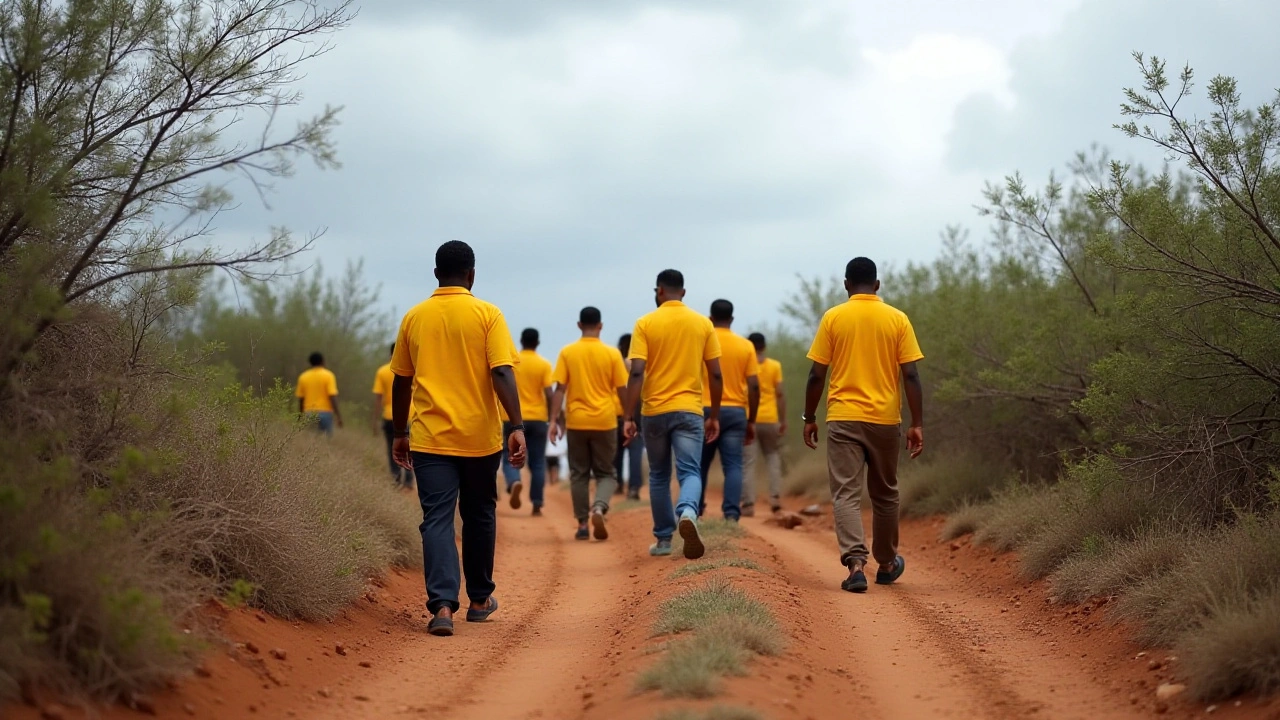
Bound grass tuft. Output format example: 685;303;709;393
1177;586;1280;700
657;706;764;720
971;485;1062;552
670;558;765;580
653;580;775;636
899;451;1011;517
940;501;994;541
1050;528;1192;604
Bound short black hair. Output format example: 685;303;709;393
436;240;475;278
709;299;733;322
845;256;877;286
579;306;602;326
388;343;395;356
617;333;632;356
520;328;539;348
748;332;766;351
308;352;324;366
656;269;684;290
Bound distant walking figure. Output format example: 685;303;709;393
623;269;723;560
548;307;629;541
741;332;786;515
802;257;924;593
697;299;759;521
390;240;526;636
500;328;554;516
296;352;342;436
373;343;412;488
613;333;645;500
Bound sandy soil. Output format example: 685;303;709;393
10;486;1280;720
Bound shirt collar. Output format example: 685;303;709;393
849;294;882;303
579;336;602;343
432;286;473;297
659;300;685;309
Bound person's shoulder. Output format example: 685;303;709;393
878;300;912;324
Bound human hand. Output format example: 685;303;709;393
906;426;924;459
393;436;413;470
778;421;787;436
744;422;756;446
508;429;528;468
803;422;819;449
623;419;638;446
704;416;720;444
549;420;563;444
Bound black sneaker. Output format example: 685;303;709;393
575;524;589;541
531;506;542;517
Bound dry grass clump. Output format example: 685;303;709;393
1017;485;1172;580
940;501;994;541
782;455;829;501
1050;529;1192;604
899;451;1011;517
971;485;1063;552
657;706;763;720
1178;587;1280;700
640;581;784;698
670;558;765;580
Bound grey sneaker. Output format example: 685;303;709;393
678;511;705;560
649;539;673;556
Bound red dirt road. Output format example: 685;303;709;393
12;485;1279;720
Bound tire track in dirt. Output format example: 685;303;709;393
749;516;1151;720
308;485;631;720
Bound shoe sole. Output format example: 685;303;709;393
509;482;523;510
678;517;704;559
428;622;454;637
591;512;608;540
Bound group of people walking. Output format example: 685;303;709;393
304;239;924;636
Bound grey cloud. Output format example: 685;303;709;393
946;0;1280;176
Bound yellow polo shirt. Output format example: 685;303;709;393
390;287;518;456
629;301;722;417
296;367;338;413
757;358;783;424
702;327;759;409
806;294;924;425
500;349;554;423
553;338;629;431
371;363;395;421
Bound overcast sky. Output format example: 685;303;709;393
217;0;1280;358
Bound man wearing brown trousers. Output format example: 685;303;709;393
549;307;630;541
801;257;924;593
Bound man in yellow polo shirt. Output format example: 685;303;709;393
296;352;342;436
389;240;526;637
499;328;554;515
372;343;413;488
697;299;759;521
548;307;629;542
742;332;786;516
622;269;723;559
802;257;924;594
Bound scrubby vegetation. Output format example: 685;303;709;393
775;56;1279;700
0;0;419;703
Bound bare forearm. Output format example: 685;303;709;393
804;363;827;418
492;366;523;424
330;398;342;421
903;365;924;428
747;380;759;424
624;361;646;420
392;375;413;433
777;388;787;422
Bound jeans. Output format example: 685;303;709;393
501;421;549;508
311;411;334;437
614;418;646;496
412;450;502;614
699;406;747;520
643;411;705;541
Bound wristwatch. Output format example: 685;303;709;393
509;423;526;433
393;429;410;438
801;414;816;424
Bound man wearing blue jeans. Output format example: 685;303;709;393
623;269;723;559
500;328;555;515
698;299;759;520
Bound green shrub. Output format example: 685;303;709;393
1050;529;1193;604
972;485;1063;552
899;451;1012;517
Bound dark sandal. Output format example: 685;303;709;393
875;555;906;585
842;568;869;593
466;597;499;623
427;615;454;636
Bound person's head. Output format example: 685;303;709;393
578;306;602;337
388;343;395;357
434;240;476;289
654;269;686;306
617;333;632;357
748;332;766;358
520;328;540;350
844;256;879;295
308;352;324;367
709;298;733;327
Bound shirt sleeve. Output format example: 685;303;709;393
389;316;415;377
486;309;518;369
327;372;338;396
775;361;784;383
371;373;382;394
702;324;722;361
542;361;554;389
629;320;649;361
294;376;305;398
745;345;760;377
807;313;833;365
898;316;925;364
552;350;569;385
612;349;629;388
